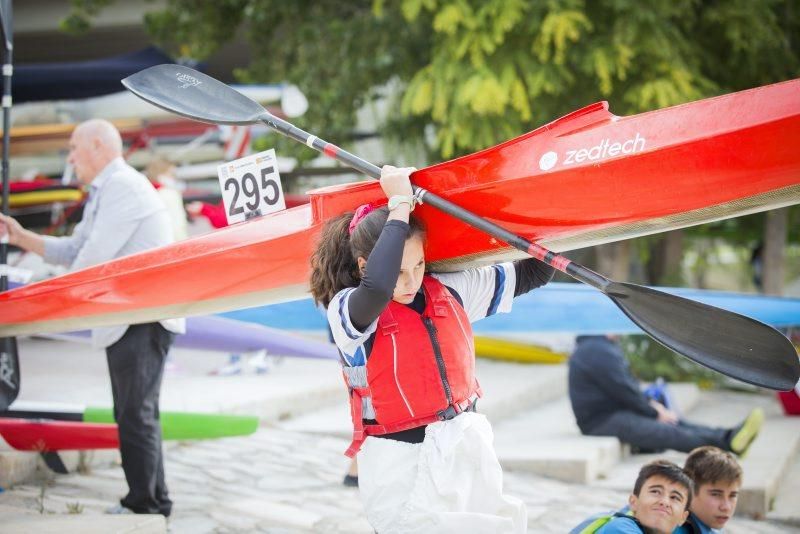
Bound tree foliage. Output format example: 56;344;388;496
67;0;800;159
386;0;799;156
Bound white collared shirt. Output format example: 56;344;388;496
43;157;185;348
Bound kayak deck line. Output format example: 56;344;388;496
537;182;800;253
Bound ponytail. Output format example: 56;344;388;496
310;213;358;308
310;206;426;307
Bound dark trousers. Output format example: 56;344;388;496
106;323;174;516
586;410;731;453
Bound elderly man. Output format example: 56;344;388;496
0;119;184;516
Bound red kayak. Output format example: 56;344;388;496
1;79;798;336
0;418;119;451
0;408;260;451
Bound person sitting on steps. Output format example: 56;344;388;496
568;335;763;456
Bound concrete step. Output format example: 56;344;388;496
1;337;347;488
494;398;621;484
493;383;700;484
0;505;166;534
15;336;346;423
767;447;800;528
0;449;120;489
277;360;568;437
591;390;800;519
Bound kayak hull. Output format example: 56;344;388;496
1;79;799;336
0;408;259;451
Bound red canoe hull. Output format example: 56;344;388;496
1;79;798;336
0;418;119;451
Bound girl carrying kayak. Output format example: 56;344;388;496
310;165;554;533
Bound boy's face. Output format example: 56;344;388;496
690;480;740;529
629;475;690;534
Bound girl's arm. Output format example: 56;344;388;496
347;165;416;331
513;258;555;296
348;220;409;331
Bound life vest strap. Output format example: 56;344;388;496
379;307;399;336
344;388;481;457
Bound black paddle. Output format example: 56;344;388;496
122;64;800;391
0;0;19;411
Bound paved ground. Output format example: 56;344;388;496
0;337;797;533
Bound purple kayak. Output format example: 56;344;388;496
4;282;337;361
180;315;337;359
52;315;338;360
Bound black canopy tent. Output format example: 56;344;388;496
12;46;191;103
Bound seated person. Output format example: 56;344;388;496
677;446;742;533
598;460;693;534
568;335;763;455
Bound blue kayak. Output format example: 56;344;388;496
222;283;800;335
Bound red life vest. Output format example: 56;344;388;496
343;276;481;456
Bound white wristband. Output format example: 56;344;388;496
388;195;415;211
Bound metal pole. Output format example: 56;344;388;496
0;0;11;294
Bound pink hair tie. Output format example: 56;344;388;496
348;203;375;235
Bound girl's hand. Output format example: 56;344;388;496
380;165;415;200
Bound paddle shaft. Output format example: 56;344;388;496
259;112;610;291
118;64;800;389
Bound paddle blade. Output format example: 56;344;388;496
0;337;20;410
122;64;267;125
40;452;69;474
607;282;800;391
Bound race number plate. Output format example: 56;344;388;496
217;149;286;225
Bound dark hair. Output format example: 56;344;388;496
683;446;742;489
310;206;426;307
633;460;694;510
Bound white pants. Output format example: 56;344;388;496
358;412;527;533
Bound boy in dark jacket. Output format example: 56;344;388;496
568;335;762;455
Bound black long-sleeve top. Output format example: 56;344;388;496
568;335;658;433
348;220;555;331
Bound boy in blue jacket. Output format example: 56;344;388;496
677;446;742;533
597;460;693;534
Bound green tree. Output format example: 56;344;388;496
68;0;800;160
386;0;799;156
69;1;433;162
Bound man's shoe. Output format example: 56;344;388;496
342;474;359;487
105;504;134;514
729;408;764;457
